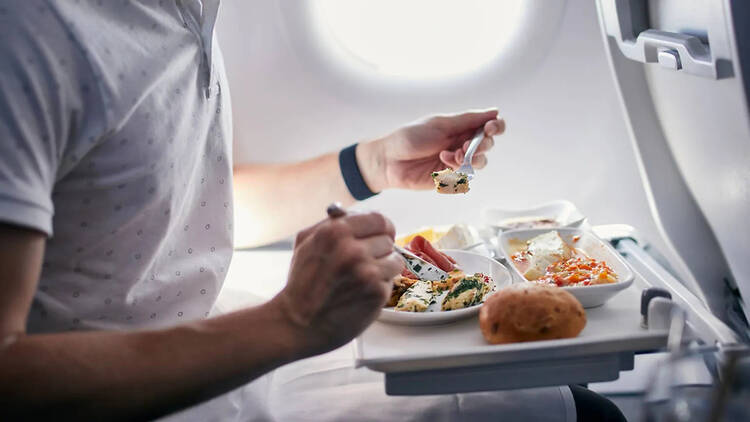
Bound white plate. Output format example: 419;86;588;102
481;200;586;232
378;250;511;326
497;228;634;308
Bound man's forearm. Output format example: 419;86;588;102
0;300;300;421
233;141;385;248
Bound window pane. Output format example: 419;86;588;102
313;0;526;79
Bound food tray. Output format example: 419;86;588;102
354;257;668;395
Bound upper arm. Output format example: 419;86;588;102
0;4;99;336
0;2;103;236
0;224;45;336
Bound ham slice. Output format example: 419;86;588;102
400;235;456;279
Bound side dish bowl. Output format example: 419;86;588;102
378;250;511;326
497;228;634;308
481;200;586;232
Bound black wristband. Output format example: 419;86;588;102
339;143;378;200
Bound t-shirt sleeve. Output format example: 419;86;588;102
0;2;103;236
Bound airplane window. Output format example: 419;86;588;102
311;0;526;79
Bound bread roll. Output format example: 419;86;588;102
479;284;586;344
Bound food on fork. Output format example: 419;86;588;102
431;168;469;194
479;284;586;344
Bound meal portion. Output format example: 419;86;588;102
388;235;493;313
510;231;618;287
395;223;477;250
441;273;492;311
480;284;586;344
394;280;434;312
431;168;469;194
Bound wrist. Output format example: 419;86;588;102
256;298;309;362
265;295;317;361
354;139;388;193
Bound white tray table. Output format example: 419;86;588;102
355;226;744;396
355;268;667;395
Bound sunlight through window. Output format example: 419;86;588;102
312;0;526;79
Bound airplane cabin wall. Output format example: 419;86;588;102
217;0;669;256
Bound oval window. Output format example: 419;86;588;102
312;0;527;79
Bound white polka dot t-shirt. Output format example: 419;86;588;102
0;0;233;333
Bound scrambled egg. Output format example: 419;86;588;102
441;274;491;311
395;280;435;312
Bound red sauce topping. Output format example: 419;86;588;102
534;256;617;287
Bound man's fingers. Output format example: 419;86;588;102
454;148;464;165
479;136;495;154
471;154;488;169
484;118;505;136
376;252;404;281
297;208;391;248
439;150;458;168
344;212;396;239
433;109;499;136
362;235;395;259
462;136;494;155
294;219;327;246
439;146;489;171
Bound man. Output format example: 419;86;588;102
0;1;504;420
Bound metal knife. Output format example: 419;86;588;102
394;245;449;281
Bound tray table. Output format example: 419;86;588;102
355;268;667;395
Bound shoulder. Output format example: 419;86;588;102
0;1;109;157
0;1;101;106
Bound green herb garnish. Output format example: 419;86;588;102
444;278;483;301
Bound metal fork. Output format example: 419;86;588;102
326;202;449;281
455;126;486;181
